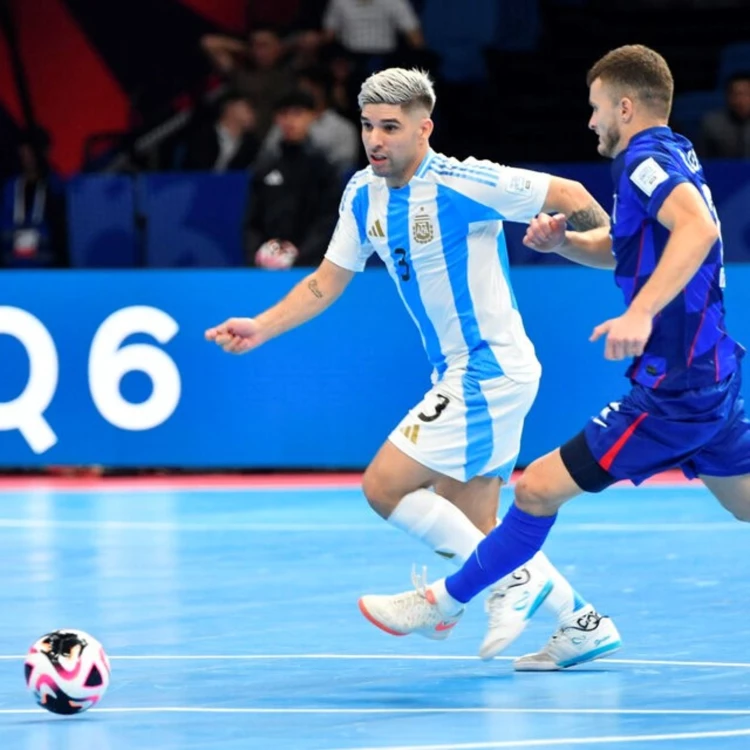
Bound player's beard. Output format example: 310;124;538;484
598;124;622;158
375;154;407;185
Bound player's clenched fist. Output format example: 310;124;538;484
205;317;266;354
523;213;567;252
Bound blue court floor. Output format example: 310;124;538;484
1;478;749;750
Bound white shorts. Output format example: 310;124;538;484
388;373;539;483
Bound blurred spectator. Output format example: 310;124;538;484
182;92;260;171
322;0;424;81
0;128;68;268
245;90;341;268
284;30;326;72
259;65;359;176
321;41;360;121
201;27;296;139
292;0;330;32
699;72;750;158
283;0;330;70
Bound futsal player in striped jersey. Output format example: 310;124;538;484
206;67;621;666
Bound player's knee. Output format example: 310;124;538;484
361;469;398;519
472;513;497;536
513;468;557;516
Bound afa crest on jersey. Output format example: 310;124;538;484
412;213;434;244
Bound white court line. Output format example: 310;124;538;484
1;654;749;669
0;519;740;533
0;486;708;500
0;483;364;496
0;519;380;532
0;707;749;717
0;478;707;495
330;728;750;750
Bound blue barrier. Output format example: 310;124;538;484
67;175;139;268
138;172;249;267
0;267;748;468
65;161;750;268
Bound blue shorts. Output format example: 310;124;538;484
583;368;750;485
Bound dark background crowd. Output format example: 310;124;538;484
0;0;749;271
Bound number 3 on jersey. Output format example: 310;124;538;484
394;248;411;282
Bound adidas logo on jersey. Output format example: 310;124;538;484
401;424;420;444
368;219;385;238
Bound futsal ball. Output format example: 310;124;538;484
24;629;111;715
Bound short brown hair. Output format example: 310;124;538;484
587;45;674;118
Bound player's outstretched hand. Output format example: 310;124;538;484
523;213;567;253
205;317;266;354
590;309;653;361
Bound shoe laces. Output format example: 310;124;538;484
410;564;430;599
379;567;431;615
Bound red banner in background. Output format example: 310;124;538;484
6;0;128;175
178;0;246;33
0;31;23;124
1;0;244;175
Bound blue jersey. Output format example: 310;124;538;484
611;126;744;391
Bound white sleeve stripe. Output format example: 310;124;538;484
431;166;499;185
430;169;498;188
432;156;500;179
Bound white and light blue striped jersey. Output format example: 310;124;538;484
325;149;550;383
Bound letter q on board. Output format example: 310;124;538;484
0;306;59;453
0;305;181;454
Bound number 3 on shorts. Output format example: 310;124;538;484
418;393;450;423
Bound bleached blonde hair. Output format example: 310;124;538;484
358;68;436;114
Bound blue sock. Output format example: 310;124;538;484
445;503;557;604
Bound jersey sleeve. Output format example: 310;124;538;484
446;158;551;223
324;175;373;272
625;153;690;219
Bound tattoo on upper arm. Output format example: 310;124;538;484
568;202;610;232
308;279;324;299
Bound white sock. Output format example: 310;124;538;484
430;577;464;616
528;551;593;626
388;488;484;566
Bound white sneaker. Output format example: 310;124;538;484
358;569;464;641
478;567;553;660
513;611;622;671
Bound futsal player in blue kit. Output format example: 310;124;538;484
362;45;750;670
206;67;623;667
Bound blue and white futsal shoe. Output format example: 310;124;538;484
479;566;553;660
513;611;622;671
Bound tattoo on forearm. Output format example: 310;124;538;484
568;202;610;232
308;279;324;299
